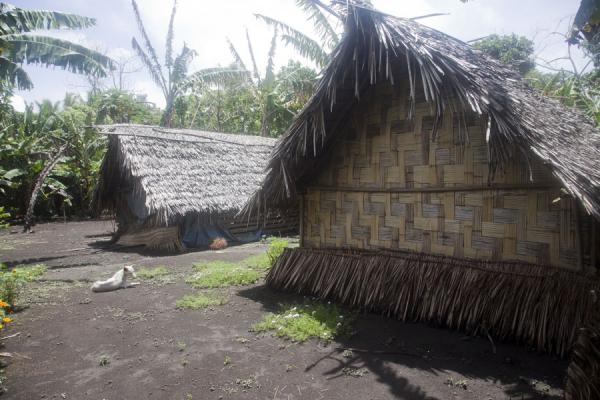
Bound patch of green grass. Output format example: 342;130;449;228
0;263;47;306
251;302;352;342
176;292;229;309
137;266;170;280
224;355;232;366
186;261;259;288
12;264;47;281
242;253;271;271
242;238;289;272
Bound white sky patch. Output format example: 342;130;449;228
10;95;25;112
10;0;587;106
133;80;165;109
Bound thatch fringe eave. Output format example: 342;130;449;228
267;247;600;357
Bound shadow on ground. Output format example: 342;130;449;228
238;284;566;400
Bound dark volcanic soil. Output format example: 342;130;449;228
0;221;567;400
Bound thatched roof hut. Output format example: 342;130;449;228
248;7;600;218
246;4;600;366
96;125;297;250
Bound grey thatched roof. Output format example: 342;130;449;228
247;5;600;218
96;125;276;224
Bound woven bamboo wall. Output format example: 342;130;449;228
302;82;594;270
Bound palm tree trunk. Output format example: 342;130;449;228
160;99;175;128
23;144;68;232
260;112;270;137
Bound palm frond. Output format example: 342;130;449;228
132;37;167;96
180;68;250;90
0;55;31;89
4;34;114;77
165;0;177;70
295;0;339;48
280;33;329;68
264;27;278;86
226;38;248;71
0;3;95;35
255;14;328;68
131;0;165;89
246;28;261;84
171;43;196;88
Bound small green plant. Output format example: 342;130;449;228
223;355;232;366
445;378;468;390
242;253;270;271
0;263;47;306
186;261;259;288
181;358;188;367
176;341;186;352
99;355;110;366
176;292;228;309
236;377;255;390
342;367;368;377
266;238;288;265
0;207;10;229
251;302;352;342
243;238;289;271
137;266;169;280
342;349;354;358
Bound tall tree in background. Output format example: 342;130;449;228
472;34;535;75
0;3;113;90
131;0;245;127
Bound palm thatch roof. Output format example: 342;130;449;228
95;124;276;225
246;4;600;218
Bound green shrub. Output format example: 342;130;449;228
176;292;228;309
186;261;259;288
251;302;352;342
0;263;46;306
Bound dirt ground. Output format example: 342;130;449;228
0;220;568;400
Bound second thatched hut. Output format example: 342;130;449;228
95;125;297;250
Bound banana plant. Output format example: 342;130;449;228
131;0;247;127
0;2;114;90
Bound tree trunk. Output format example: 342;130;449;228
160;100;174;128
23;144;68;233
260;111;270;137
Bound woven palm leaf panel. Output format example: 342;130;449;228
301;81;594;270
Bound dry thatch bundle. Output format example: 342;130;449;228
245;5;600;219
95;125;297;249
565;291;600;400
268;247;600;357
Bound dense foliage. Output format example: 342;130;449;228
0;90;160;223
473;34;535;75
